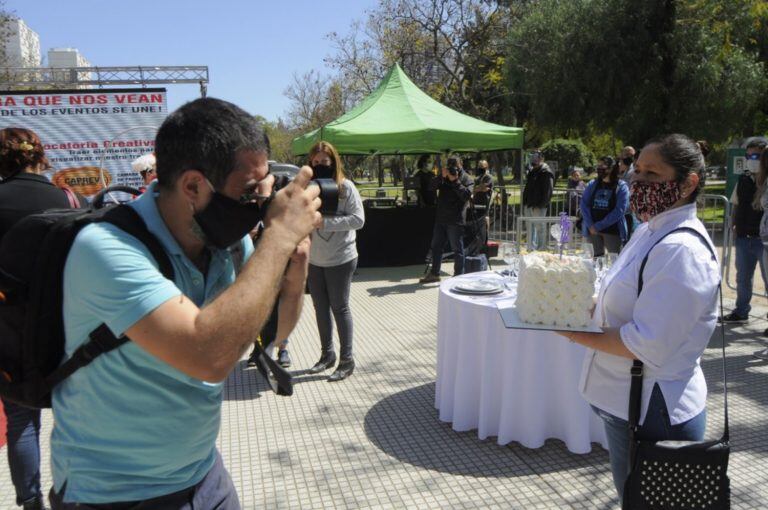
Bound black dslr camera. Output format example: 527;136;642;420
446;157;460;177
268;161;339;215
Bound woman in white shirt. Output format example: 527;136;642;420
558;134;720;499
305;141;365;382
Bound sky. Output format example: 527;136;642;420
5;0;379;121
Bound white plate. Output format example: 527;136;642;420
495;301;603;333
452;279;504;295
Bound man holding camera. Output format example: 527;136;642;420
420;155;473;283
49;98;322;508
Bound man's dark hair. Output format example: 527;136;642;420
154;98;270;189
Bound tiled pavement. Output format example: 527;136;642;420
1;264;767;509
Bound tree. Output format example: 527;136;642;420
324;0;522;125
508;0;768;144
540;139;596;173
283;70;345;132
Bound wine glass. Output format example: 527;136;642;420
605;252;617;271
500;242;519;280
594;256;605;282
580;242;594;260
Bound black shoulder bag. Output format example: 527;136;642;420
623;227;730;509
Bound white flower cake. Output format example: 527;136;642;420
515;252;596;327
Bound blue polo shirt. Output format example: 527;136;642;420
52;181;253;503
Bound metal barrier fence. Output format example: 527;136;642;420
487;187;584;247
488;189;737;282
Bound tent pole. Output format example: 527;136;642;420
400;154;406;201
377;154;383;187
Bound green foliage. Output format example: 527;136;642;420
540;139;595;170
508;0;768;145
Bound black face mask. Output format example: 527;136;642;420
193;191;263;249
312;164;335;180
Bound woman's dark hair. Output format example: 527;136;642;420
696;140;711;159
598;156;619;185
0;127;51;178
416;154;430;170
644;134;705;203
154;97;270;189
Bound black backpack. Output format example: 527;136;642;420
0;203;173;408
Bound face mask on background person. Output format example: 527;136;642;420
193;180;264;249
312;164;335;180
629;180;682;222
745;153;761;174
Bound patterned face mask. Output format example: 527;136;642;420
629;180;682;222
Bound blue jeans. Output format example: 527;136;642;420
430;223;465;276
592;384;707;500
734;236;767;316
2;398;43;505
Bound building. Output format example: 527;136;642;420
4;17;41;67
47;48;92;87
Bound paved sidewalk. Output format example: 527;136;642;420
1;265;767;509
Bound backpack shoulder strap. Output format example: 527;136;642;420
44;205;175;390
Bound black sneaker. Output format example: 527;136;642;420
277;349;291;368
717;312;748;324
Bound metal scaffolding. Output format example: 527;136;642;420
0;65;209;96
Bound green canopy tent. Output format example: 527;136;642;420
291;64;523;268
291;63;523;156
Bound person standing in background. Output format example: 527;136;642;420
419;154;474;283
753;147;768;359
719;137;768;324
0;127;85;510
305;141;365;382
522;151;554;250
580;157;629;256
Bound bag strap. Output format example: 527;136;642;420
44;206;175;390
233;236;293;396
628;226;728;467
61;187;81;209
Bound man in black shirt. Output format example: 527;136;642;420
719;138;768;324
522;151;554;250
420;155;474;283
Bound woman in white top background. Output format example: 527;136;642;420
558;134;720;499
305;141;365;382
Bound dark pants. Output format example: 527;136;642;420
734;235;767;316
308;258;357;360
50;450;239;509
592;385;707;500
430;223;465;276
2;398;42;506
588;233;622;257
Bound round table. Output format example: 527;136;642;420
435;271;608;454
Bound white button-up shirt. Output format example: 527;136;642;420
579;203;720;425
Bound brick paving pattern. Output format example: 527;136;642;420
1;264;766;509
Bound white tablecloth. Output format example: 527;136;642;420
435;272;607;454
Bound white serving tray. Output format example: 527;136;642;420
495;299;603;334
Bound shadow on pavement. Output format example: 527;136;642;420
364;382;608;478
